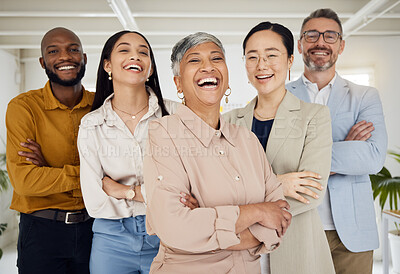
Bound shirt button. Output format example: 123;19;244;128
215;131;221;137
235;175;240;181
218;150;225;155
157;175;163;181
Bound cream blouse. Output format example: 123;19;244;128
144;105;285;274
77;88;177;219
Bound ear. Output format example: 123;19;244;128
148;64;154;79
39;57;45;69
173;75;182;91
83;53;87;65
297;39;303;54
103;59;111;74
338;39;345;55
288;54;294;69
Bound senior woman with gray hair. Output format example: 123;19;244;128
143;32;291;273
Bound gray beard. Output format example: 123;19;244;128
304;57;334;72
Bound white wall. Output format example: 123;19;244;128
0;49;21;249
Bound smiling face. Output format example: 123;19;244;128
39;28;86;87
104;32;153;88
298;17;345;72
244;30;293;96
174;42;229;112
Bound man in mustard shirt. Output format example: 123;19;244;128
6;27;94;274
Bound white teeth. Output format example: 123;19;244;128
313;52;328;56
58;66;75;71
197;78;217;85
124;64;142;71
256;75;273;79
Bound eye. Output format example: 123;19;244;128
139;51;149;56
268;54;278;58
48;50;57;54
70;48;80;52
188;58;200;63
247;56;257;60
212;56;224;61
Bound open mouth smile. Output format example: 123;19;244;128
256;74;274;80
123;64;143;72
197;77;219;89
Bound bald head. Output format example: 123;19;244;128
41;27;82;56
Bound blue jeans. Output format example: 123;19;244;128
90;215;160;274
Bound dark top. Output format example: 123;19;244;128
251;117;274;150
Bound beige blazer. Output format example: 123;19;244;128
223;91;335;274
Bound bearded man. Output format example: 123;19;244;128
6;27;94;274
287;9;387;274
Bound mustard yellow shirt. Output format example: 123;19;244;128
6;81;94;213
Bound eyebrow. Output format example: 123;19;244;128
46;43;80;50
116;42;149;50
185;50;223;58
246;48;281;54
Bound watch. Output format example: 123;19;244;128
126;185;136;200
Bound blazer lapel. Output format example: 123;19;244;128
236;97;257;130
266;92;300;165
326;75;349;121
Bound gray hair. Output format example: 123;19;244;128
301;8;343;34
170;32;225;76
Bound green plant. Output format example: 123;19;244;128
0;137;10;260
370;150;400;232
0;223;7;259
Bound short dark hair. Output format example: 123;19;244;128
91;30;169;116
242;21;294;57
301;8;343;34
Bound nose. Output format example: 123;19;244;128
200;59;215;72
58;49;73;61
256;57;269;70
315;33;326;45
130;55;141;61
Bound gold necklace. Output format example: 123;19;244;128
254;108;275;121
112;103;148;119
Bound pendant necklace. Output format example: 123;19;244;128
112;103;148;119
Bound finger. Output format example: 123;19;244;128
297;186;319;199
358;133;372;141
180;197;197;210
281;219;288;236
298;171;321;179
300;179;323;190
345;121;366;140
276;199;290;209
27;139;41;148
292;192;310;204
282;210;292;223
20;142;40;153
354;126;374;140
18;151;40;159
184;194;199;208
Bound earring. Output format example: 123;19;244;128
108;71;112;80
177;90;185;105
146;78;149;82
224;87;232;104
288;69;291;81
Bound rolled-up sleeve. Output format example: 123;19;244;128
144;121;241;253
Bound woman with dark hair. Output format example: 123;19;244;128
222;22;335;273
77;30;177;274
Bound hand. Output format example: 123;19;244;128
102;177;144;202
180;192;199;209
102;176;129;199
256;200;292;237
345;120;374;141
277;171;323;204
18;139;49;167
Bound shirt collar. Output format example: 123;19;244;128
102;86;160;127
43;81;92;110
176;104;236;148
301;72;337;91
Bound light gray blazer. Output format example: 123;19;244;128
223;91;335;274
287;75;388;252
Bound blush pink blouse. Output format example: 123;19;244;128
144;105;285;274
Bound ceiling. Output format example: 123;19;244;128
1;0;400;58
